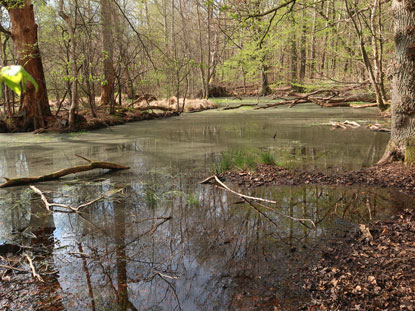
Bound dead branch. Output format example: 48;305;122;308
0;155;129;188
351;103;378;108
200;175;316;228
330;120;361;129
30;185;123;213
310;94;376;107
256;90;376;110
24;253;43;282
369;124;391;132
29;185;71;212
223;103;258;110
0;264;27;273
135;105;175;112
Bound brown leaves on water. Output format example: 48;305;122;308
302;209;415;311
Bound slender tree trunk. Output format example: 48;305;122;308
380;0;415;164
7;0;51;130
59;0;79;128
196;2;206;98
289;18;298;85
310;0;317;79
299;13;307;83
100;0;115;112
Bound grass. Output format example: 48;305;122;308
260;150;276;165
213;149;278;174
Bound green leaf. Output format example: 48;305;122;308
0;65;39;96
3;79;22;95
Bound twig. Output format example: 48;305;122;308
30;185;70;212
24;253;43;282
0;264;27;273
200;175;316;228
30;186;123;213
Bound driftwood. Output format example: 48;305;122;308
0;155;129;188
351;103;378;108
310;94;376;107
369;124;391;132
223;103;257;110
257;89;377;109
330;120;361;129
135;105;175;112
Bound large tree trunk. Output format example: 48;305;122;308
100;0;115;111
7;0;51;130
379;0;415;164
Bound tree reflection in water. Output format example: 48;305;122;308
0;172;410;310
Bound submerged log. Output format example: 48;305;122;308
0;155;129;188
223;103;258;110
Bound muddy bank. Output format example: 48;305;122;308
301;209;415;311
220;162;415;195
1;97;218;133
220;163;415;310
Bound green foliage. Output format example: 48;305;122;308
260;150;276;165
214;149;278;173
185;193;199;205
0;65;38;96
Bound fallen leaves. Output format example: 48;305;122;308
302;209;415;310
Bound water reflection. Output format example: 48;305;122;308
0;108;396;310
0;172;408;310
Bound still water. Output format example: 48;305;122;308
0;105;406;310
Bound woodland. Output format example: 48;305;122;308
0;0;395;128
1;1;415;310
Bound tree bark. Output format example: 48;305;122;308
100;0;115;111
379;0;415;164
0;155;129;188
58;0;79;128
6;0;51;130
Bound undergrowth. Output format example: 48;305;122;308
213;149;277;174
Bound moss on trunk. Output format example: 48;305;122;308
405;138;415;166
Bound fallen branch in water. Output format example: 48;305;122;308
200;175;316;228
30;185;124;213
0;155;130;188
223;103;258;110
29;185;71;212
256;90;377;110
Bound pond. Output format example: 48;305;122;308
0;104;407;310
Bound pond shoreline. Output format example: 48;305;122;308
219;162;415;196
220;162;415;310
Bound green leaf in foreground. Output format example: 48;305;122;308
0;65;39;96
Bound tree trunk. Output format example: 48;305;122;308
100;0;115;111
58;0;79;128
7;0;51;130
259;63;271;96
379;0;415;164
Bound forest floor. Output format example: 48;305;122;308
0;97;218;133
220;162;415;196
220;162;415;310
47;97;217;133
